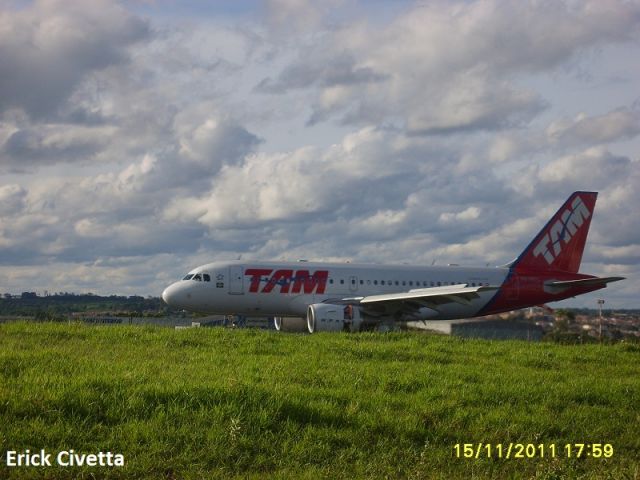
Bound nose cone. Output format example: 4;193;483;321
162;282;181;307
162;280;202;311
161;285;171;306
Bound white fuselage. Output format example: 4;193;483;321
161;193;619;326
162;260;510;320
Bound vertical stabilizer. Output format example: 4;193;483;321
512;191;597;273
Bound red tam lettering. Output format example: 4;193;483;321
262;269;294;293
291;270;329;294
245;268;272;293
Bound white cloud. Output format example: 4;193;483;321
546;108;640;147
488;106;640;163
164;126;433;228
0;184;26;214
0;0;149;119
265;0;346;33
174;105;261;171
439;207;482;224
1;124;117;168
538;147;630;185
258;0;640;132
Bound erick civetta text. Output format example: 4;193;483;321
4;449;125;467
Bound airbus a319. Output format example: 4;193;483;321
162;191;624;333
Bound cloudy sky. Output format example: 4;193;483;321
0;0;638;308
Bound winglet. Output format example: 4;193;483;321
513;191;597;273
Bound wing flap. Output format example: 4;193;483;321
442;294;473;307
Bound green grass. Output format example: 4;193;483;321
1;322;639;479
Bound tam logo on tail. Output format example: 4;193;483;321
514;191;597;273
532;196;591;265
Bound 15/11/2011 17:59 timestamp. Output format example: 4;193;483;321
453;443;613;459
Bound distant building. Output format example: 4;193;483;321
82;316;123;325
407;319;544;341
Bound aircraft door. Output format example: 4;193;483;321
229;266;244;295
349;275;358;293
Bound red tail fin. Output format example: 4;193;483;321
513;191;597;273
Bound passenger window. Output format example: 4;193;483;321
409;281;413;286
395;281;399;286
381;280;385;285
360;280;364;285
374;280;378;285
437;281;441;286
330;279;334;284
402;281;406;286
340;279;344;284
351;279;356;285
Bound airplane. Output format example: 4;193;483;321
162;191;624;333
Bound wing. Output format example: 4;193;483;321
338;283;498;318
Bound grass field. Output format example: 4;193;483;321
1;322;639;479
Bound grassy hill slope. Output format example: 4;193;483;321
1;322;639;479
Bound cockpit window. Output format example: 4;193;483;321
183;273;211;282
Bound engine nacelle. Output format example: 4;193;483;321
306;304;363;333
273;316;307;333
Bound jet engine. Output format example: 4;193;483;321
306;304;363;333
273;316;307;333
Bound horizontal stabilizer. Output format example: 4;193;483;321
545;276;625;292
